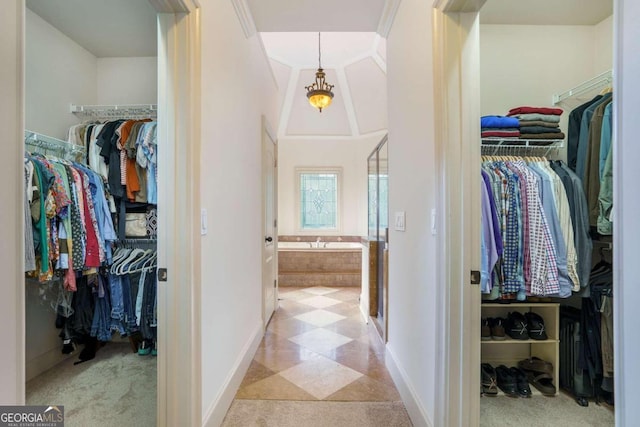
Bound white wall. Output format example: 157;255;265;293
199;1;279;425
0;0;24;405
97;57;158;105
277;135;381;236
593;16;614;74
480;25;596;117
386;0;438;425
25;8;97;140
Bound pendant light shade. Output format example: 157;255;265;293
305;33;334;113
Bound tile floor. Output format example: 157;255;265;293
234;286;402;402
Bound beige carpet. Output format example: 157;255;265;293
222;400;413;427
26;342;156;427
481;392;614;427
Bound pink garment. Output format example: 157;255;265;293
507;106;563;116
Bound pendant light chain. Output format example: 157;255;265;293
318;32;322;69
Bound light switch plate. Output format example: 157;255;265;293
394;211;406;231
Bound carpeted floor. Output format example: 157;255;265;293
26;342;156;427
222;400;413;427
480;392;614;427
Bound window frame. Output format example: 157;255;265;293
295;166;343;234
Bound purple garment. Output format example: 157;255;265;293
481;178;499;293
482;171;503;257
481;115;520;129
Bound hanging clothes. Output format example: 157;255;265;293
480;157;588;299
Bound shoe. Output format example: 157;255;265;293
525;312;548;340
509;367;532;398
495;365;519;397
138;340;151;356
490;317;506;340
518;357;556;396
518;357;553;375
151;340;157;356
481;318;492;341
506;312;528;340
481;363;498;396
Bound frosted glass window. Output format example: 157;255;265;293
297;169;341;230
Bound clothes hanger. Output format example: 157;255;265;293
125;249;154;274
115;248;146;275
110;247;132;273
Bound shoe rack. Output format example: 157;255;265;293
481;303;559;396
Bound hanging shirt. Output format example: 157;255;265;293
480;175;499;294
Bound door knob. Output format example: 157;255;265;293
265;236;273;242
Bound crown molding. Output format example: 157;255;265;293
231;0;257;38
377;0;402;37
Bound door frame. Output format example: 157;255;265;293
153;3;202;426
431;1;485;426
261;116;278;327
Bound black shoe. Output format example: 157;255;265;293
490;317;506;340
506;312;528;340
509;366;532;398
481;318;492;341
525;312;548;340
481;363;498;396
495;365;519;397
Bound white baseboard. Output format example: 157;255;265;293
202;321;263;427
385;345;434;427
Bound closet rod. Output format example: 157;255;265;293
24;130;86;156
552;69;612;105
70;104;157;119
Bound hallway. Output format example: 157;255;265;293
221;286;412;426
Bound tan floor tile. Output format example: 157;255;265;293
301;286;340;296
278;289;317;301
327;288;361;302
276;299;314;318
235;374;317;401
326;342;396;387
238;360;277;389
257;330;287;349
267;316;318;339
253;342;319;373
323;303;362;317
325;375;401;401
279;355;363;400
294;309;346;327
298;295;342;309
322;317;369;340
289;328;353;354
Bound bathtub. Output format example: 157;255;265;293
277;240;363;287
278;241;363;250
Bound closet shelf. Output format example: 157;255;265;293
553;69;612;105
70;103;157;120
25;130;85;158
481;138;564;156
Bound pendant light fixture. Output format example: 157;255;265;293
305;32;334;113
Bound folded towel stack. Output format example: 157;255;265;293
481;115;520;138
507;106;565;140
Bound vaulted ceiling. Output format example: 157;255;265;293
262;32;387;140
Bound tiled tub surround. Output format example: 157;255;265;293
278;237;363;287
